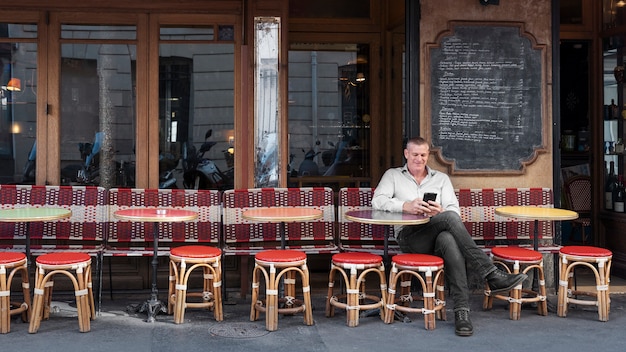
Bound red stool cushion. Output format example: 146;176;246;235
332;252;383;265
491;247;542;262
170;245;221;258
255;250;307;263
36;252;91;265
0;252;26;264
560;246;612;257
392;253;444;267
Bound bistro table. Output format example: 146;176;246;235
113;208;198;322
0;207;72;266
241;207;323;249
344;209;430;266
494;206;578;251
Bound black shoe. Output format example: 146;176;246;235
486;270;528;293
454;309;473;337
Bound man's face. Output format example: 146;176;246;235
404;142;429;176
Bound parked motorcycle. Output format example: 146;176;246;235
158;152;179;189
61;132;104;185
61;132;138;188
182;129;234;190
298;148;320;176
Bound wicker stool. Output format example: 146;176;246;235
384;254;446;330
325;252;387;327
250;250;314;331
168;245;223;324
0;252;30;334
28;252;95;333
557;245;612;321
483;247;547;320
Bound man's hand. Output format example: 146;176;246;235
403;199;443;217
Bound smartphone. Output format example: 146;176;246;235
423;192;437;202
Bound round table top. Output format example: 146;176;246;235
0;207;72;222
344;209;430;226
242;207;323;223
114;208;198;222
495;206;579;221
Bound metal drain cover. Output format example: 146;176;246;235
209;322;270;338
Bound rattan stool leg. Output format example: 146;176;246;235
384;267;398;324
168;258;177;315
249;263;262;322
28;268;46;333
557;254;569;318
300;262;314;327
0;264;9;333
174;260;188;324
212;262;224;321
266;263;279;331
325;265;338;318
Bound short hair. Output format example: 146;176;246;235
405;137;430;150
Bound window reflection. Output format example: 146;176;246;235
160;26;235;190
59;41;137;188
0;23;37;184
287;43;370;188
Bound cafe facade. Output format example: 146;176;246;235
2;0;622;286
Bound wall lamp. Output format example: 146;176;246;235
6;78;21;91
480;0;499;5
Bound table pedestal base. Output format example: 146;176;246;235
138;297;167;323
128;295;167;323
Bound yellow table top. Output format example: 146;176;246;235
0;207;72;222
344;209;430;226
242;207;323;223
495;206;578;221
114;208;198;222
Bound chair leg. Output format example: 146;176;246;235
249;264;261;322
325;266;337;318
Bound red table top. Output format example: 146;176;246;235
113;208;198;222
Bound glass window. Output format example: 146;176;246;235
59;27;137;188
160;26;235;190
0;23;37;184
287;43;370;188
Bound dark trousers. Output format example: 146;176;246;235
396;211;496;311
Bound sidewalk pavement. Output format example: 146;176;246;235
3;290;624;352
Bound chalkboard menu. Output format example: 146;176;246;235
428;23;545;173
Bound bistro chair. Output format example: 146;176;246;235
168;245;223;323
0;252;30;334
325;252;387;327
563;175;592;244
384;253;446;330
29;252;95;333
483;247;547;320
557;245;612;321
250;249;314;331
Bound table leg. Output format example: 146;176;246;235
531;219;539;293
25;222;31;269
533;219;539;252
137;222;166;322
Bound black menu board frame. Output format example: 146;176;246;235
426;22;548;175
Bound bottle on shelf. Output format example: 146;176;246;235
615;175;626;213
616;138;625;154
611;99;620;119
606;161;618;210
